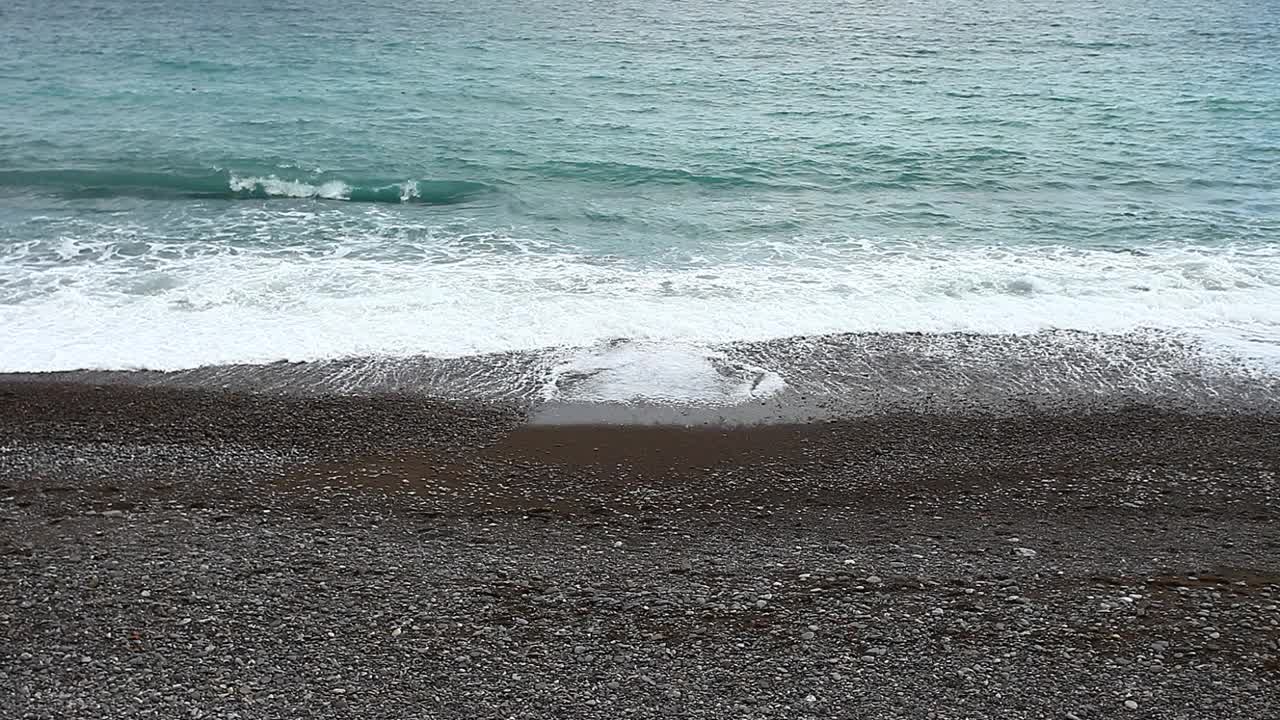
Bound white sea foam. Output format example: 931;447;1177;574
542;341;787;403
2;215;1279;395
398;181;420;203
228;174;352;200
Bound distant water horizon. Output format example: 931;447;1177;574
2;0;1278;405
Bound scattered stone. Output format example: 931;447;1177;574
3;382;1277;720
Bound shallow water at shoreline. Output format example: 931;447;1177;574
5;331;1277;422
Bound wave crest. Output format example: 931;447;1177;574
0;168;490;205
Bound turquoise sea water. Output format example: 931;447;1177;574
2;0;1278;402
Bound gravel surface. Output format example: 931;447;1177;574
2;381;1278;719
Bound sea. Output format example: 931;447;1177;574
2;0;1278;414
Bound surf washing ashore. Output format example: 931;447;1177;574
3;0;1280;717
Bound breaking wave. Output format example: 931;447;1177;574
0;169;491;205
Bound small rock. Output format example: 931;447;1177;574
1125;700;1139;710
865;576;883;585
801;631;815;641
1015;547;1037;558
102;510;125;518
